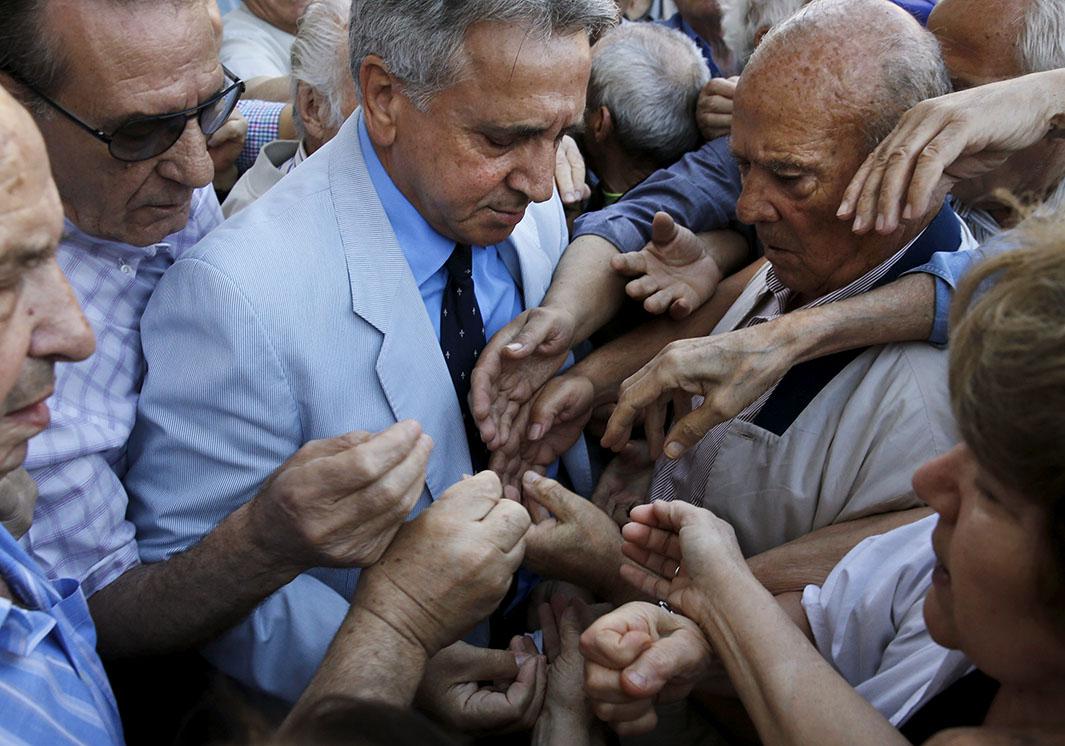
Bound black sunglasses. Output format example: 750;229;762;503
8;66;245;162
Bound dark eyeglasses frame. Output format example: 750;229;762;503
4;66;245;162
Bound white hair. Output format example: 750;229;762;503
348;0;618;111
588;22;709;165
290;0;352;138
721;0;804;65
1019;0;1065;73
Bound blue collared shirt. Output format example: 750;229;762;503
0;527;123;745
357;115;524;342
657;13;723;77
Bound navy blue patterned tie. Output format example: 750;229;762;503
440;244;491;472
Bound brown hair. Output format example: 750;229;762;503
949;203;1065;608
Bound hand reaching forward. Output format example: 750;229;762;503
580;601;712;737
610;213;726;319
619;501;749;623
355;471;531;657
555;134;593;206
601;321;795;459
696;76;739;141
471;307;577;451
838;69;1065;235
591;442;655;529
0;468;38;540
247;420;433;572
416;640;547;734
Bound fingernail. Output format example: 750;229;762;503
902;204;913;221
665;442;683;459
523;471;542;485
626;671;647;689
852;215;865;233
836;200;850;217
528;424;543;441
515;653;530;666
875;214;885;233
506;343;524;352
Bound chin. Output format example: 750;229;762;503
922;589;960;651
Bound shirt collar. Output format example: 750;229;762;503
61;218;175;262
357;113;455;287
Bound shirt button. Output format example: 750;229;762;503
145;246;157;258
120;263;134;275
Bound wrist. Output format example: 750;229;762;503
225;502;304;584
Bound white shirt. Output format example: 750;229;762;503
220;3;295;80
221;139;303;218
802;516;974;726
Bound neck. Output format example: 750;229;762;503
587;144;657;196
986;680;1065;730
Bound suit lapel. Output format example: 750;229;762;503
328;116;471;499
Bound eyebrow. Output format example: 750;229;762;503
481;120;586;141
731;148;818;176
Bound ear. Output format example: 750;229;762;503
589;105;613;143
359;54;402;147
296;81;330;145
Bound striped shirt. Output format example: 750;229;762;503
21;187;224;595
649;217;974;505
0;526;123;745
235;98;285;174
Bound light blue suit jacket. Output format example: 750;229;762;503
124;115;591;702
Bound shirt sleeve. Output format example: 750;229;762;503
571;136;744;252
235;100;285;175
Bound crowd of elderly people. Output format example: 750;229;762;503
0;0;1062;743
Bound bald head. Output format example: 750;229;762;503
741;0;948;150
0;86;60;250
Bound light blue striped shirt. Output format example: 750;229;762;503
0;526;123;745
22;187;224;594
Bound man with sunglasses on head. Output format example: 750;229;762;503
0;0;462;722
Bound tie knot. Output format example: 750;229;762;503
445;243;473;280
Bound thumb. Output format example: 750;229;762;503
521;472;579;520
621;635;698;699
663;400;729;459
460;647;523;682
650;211;678;249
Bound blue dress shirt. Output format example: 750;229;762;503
0;527;123;745
657;13;723;77
357;116;525;342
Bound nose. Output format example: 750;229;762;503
156;116;215;189
506;139;558;205
912;444;964;524
25;259;96;364
735;169;779;226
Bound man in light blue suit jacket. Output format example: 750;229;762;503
123;0;617;710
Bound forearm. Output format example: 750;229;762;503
747;508;932;595
570;259;762;405
89;501;299;657
774;274;936;365
543;235;627;343
280;604;428;732
242;75;292;102
697;571;909;746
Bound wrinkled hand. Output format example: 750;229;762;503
248;420;432;572
207;107;248;190
355;471;531;657
539;598;599;718
581;601;712;736
696;76;738;141
417;641;547;734
601;321;795;459
522;472;625;600
610;213;725;319
839;71;1065;235
620;501;749;621
489;373;594;491
591;442;654;528
556;134;592;206
0;468;37;539
472;307;577;451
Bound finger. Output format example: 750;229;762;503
524;495;552;524
611;250;647;278
520;471;580;521
555;141;576;200
482;495;534;551
620;541;680;580
622;635;706;699
527;386;565;442
309;420;424;489
593;698;657;725
668;296;692;320
539;602;562;661
643;395;669;461
620;521;683;563
650;212;678;248
506;314;562;359
504;654;546;726
461;647;523;681
663;402;724;459
579;621;654;670
619;562;671;600
470;355;502;427
558;603;584;649
611;709;659;738
625;274;663;302
642;287;680;316
901;129;968;225
438;470;504;520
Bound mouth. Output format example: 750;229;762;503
930;529;951;587
4;389;53;431
487;206;527;226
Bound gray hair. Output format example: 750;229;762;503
349;0;618;111
290;0;351;139
753;0;949;149
721;0;804;65
588;22;709;166
1019;0;1065;73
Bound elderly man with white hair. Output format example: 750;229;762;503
222;0;356;217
